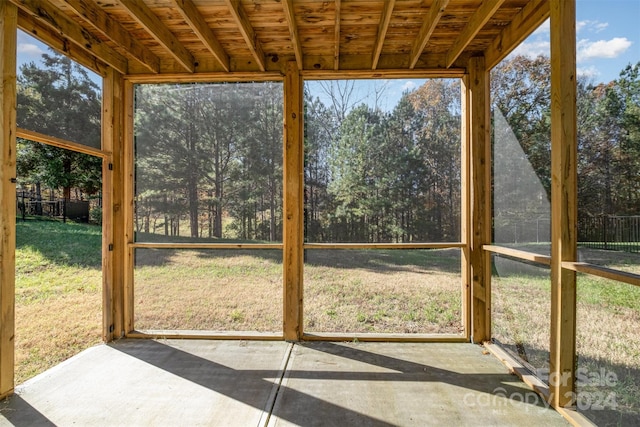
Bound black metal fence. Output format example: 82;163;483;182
16;191;90;222
578;215;640;253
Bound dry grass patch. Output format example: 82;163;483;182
134;249;283;331
304;249;463;334
16;220;102;384
491;251;640;425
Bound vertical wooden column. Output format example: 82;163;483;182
0;0;17;397
468;56;491;343
283;61;304;341
460;75;471;340
122;80;135;335
102;67;125;340
549;0;577;408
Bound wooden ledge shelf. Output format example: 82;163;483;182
483;245;552;266
562;262;640;287
304;242;465;250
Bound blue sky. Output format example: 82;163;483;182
16;1;639;109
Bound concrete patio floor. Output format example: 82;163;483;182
0;340;569;426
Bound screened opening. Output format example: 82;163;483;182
134;82;283;243
491;255;551;382
14;32;103;384
132;81;283;333
303;78;463;335
134;248;282;333
491;54;551;256
304;249;462;334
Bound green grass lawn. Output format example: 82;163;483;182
492;255;640;426
15;219;102;384
14;220;640;425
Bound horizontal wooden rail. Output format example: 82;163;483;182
303;332;467;343
483;245;551;266
562;261;640;287
16;128;108;158
301;68;466;80
304;242;465;250
125;72;284;84
127;330;283;340
130;242;283;250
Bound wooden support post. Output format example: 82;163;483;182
102;67;125;340
283;61;304;341
0;0;17;398
460;75;471;340
549;0;578;408
468;56;491;343
123;80;135;335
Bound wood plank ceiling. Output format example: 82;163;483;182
9;0;550;75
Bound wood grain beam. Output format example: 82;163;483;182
18;10;108;76
62;0;160;74
171;0;230;72
282;0;303;70
445;0;506;68
224;0;266;72
334;0;341;70
0;0;17;399
117;0;195;73
484;0;550;69
371;0;395;70
409;0;449;69
10;0;128;74
283;61;303;340
549;0;577;408
468;56;491;343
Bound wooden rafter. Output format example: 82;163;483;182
224;0;266;72
484;0;550;69
17;10;108;76
371;0;395;70
10;0;128;74
62;0;160;74
445;0;506;68
334;0;341;70
409;0;450;69
171;0;230;72
282;0;303;70
116;0;195;73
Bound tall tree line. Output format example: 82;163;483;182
134;82;283;241
492;56;640;222
304;80;462;243
16;50;638;241
16;52;102;206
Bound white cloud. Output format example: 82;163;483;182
578;37;632;61
577;20;609;34
532;19;550;35
17;42;46;58
401;81;417;91
577;65;601;80
511;40;550;59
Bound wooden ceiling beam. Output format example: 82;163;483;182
282;0;303;70
484;0;550;69
10;0;127;74
409;0;449;69
334;0;341;70
17;10;109;76
171;0;230;72
371;0;395;70
116;0;195;73
63;0;160;74
224;0;266;72
445;0;507;68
